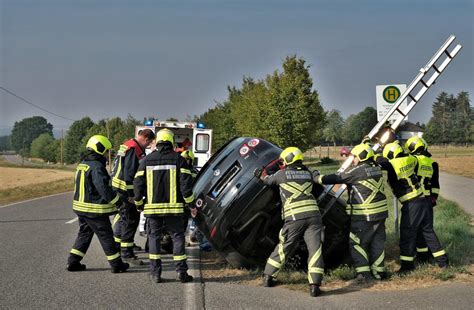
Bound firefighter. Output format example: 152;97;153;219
181;150;198;179
255;147;324;297
315;143;388;282
67;135;129;273
376;142;448;273
133;129;195;283
111;129;155;265
405;136;440;263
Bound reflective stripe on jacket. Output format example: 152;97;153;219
414;153;439;198
318;162;388;221
263;163;320;221
73;154;121;217
133;144;194;217
111;139;145;197
376;154;422;203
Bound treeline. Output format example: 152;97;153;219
424;92;473;144
199;56;326;151
198;56;472;149
4;115;140;164
198;55;379;150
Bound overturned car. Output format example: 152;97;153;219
193;137;350;269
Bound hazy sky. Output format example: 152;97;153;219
0;0;472;133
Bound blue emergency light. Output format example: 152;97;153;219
144;120;153;126
197;122;205;129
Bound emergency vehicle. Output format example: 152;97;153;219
135;120;213;169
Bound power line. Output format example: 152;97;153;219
0;86;77;122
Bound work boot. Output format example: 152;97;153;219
416;252;431;265
177;272;193;283
350;273;373;285
150;273;162;283
397;266;414;276
111;261;130;274
309;284;321;297
263;274;274;287
66;262;86;272
378;271;389;280
123;256;144;266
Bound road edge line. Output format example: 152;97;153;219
185;245;205;310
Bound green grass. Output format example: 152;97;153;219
0;178;74;205
0;155;75;171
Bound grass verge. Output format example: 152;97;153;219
200;189;474;292
0;178;74;205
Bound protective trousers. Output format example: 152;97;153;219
147;216;188;276
349;220;386;279
68;215;122;267
264;216;324;285
415;198;434;261
400;197;448;269
114;201;140;258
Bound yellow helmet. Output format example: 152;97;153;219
383;142;404;160
181;150;195;161
156;128;174;144
280;147;303;165
405;136;427;153
86;135;112;156
351;143;374;162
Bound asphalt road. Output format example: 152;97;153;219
439;171;474;217
0;192;202;309
1;192;473;309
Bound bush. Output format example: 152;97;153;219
320;157;335;165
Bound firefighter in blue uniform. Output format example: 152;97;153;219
316;143;388;282
134;129;195;283
111;129;155;265
376;142;448;273
256;147;324;297
67;135;129;273
405;136;441;263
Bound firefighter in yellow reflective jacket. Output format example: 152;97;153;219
376;142;448;273
256;147;324;297
316;143;387;282
405;136;441;263
133;129;195;283
67;135;129;273
111;129;155;264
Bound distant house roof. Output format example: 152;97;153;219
397;121;424;133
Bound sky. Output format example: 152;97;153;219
0;0;472;135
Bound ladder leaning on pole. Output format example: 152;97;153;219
318;34;462;217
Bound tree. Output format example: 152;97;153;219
201;55;326;151
10;116;53;156
263;56;325;150
30;133;59;163
0;136;12;152
64;117;95;163
342;107;377;145
424;92;472;144
323;109;344;146
200;102;237;150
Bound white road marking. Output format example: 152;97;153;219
184;246;203;310
66;217;78;224
0;191;74;209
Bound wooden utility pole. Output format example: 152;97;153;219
60;129;64;165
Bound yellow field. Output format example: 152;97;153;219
432;156;474;178
0;167;74;190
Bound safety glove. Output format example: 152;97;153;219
253;167;264;179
